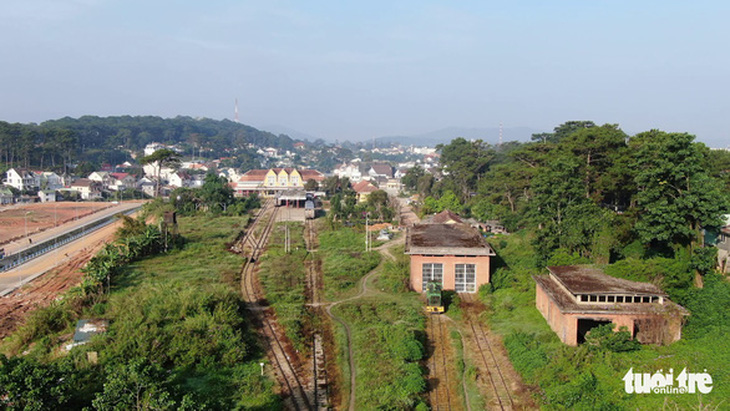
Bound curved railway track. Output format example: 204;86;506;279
239;201;313;410
428;314;453;410
460;295;515;410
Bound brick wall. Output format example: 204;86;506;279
409;254;490;293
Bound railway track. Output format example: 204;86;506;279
460;295;515;410
238;201;313;410
428;314;453;410
304;219;329;410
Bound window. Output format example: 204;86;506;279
291;176;299;185
267;176;275;186
455;263;476;293
279;177;287;186
422;263;443;292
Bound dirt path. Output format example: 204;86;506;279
322;236;402;411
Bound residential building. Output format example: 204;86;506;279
39;172;64;190
405;223;495;293
38;190;57;203
0;187;14;205
367;163;394;180
108;172;137;191
533;265;688;346
333;162;363;182
169;171;192;188
352;180;377;203
4;168;40;192
70;179;102;200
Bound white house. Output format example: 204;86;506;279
137;177;156;197
144;142;166;156
38;190;57;203
4;168;40;191
70;179;102;200
333;162;363;182
40;172;64;190
108;172;137;191
169;172;192;188
88;171;111;186
142;163;176;182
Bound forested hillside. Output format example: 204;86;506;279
0;116;296;171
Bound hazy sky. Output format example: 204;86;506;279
1;1;729;145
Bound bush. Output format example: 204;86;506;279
583;324;639;352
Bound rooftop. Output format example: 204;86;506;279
547;265;666;296
405;223;494;256
534;273;687;316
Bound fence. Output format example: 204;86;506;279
0;206;141;272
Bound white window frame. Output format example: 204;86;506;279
422;263;443;292
455;263;477;293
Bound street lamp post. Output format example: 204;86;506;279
24;211;31;238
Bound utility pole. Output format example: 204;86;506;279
365;214;370;252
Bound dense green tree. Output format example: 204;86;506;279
631;131;729;251
401;165;425;192
199;174;234;213
140;149;181;197
436;137;495;200
304;178;319;191
559;123;627;201
0;355;72;410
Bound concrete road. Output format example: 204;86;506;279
2;202;141;257
0;204;143;296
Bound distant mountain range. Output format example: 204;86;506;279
374;126;544;147
261;124;545;147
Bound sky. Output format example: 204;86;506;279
1;0;729;146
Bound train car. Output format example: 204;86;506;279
304;199;316;219
425;282;444;313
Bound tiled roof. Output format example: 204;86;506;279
546;266;666;296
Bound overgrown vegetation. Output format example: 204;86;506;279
258;222;311;352
0;211;280;409
481;233;729;409
319;226;381;300
333;298;426;410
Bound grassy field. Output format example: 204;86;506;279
1;215;281;409
483;231;729;410
327;242;428;410
319;226;381;301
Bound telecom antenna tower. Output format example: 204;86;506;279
499;122;503;146
234;98;240;123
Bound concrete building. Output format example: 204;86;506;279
235;168;324;197
4;168;40;191
405;223;495;293
352;180;377;203
533;266;688;346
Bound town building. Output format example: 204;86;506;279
169;171;192;188
3;168;40;192
70;179;102;200
333;162;363;182
405;223;495;293
108;172;137;191
234;168;324;197
352;180;378;203
533;265;688;346
0;187;14;205
367;163;394;180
